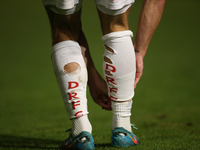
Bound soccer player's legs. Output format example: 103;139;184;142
102;30;136;133
51;41;92;137
96;0;139;147
43;1;94;149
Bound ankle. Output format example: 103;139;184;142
111;100;132;132
72;115;92;137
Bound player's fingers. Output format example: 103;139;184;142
100;102;112;111
101;94;112;110
102;107;112;111
134;73;141;88
134;77;140;89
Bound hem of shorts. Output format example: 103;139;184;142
96;0;135;10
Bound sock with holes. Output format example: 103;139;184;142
102;30;136;101
51;40;92;137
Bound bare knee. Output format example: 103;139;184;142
51;10;82;44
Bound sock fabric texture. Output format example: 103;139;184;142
111;100;133;132
72;115;92;137
51;40;92;136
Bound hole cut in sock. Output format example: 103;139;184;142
64;62;81;74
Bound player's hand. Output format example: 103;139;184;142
88;70;112;111
134;52;144;88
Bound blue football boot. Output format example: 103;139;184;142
61;129;95;150
111;125;139;147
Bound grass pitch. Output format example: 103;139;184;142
0;0;200;149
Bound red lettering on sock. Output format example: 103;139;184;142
106;64;116;73
109;87;118;93
72;100;80;109
110;95;118;100
75;111;83;118
106;76;117;85
68;81;79;89
68;92;79;100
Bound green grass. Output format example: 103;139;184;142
0;0;200;149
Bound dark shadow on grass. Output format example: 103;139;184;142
95;143;112;148
0;134;62;149
0;134;113;149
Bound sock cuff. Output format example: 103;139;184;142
51;40;85;68
111;100;132;117
101;30;133;42
51;40;81;55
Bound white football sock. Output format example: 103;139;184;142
51;40;92;136
102;30;136;101
111;100;132;132
101;30;136;132
72;115;92;137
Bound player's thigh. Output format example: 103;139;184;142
95;0;134;34
42;0;83;43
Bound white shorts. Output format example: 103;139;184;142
95;0;135;15
42;0;83;15
42;0;135;15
